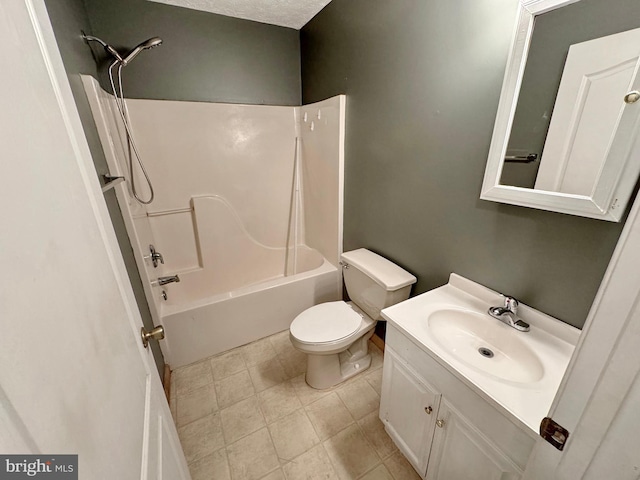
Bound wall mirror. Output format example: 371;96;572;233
481;0;640;221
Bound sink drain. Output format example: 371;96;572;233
478;347;494;358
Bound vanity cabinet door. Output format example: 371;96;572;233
380;347;441;477
425;399;522;480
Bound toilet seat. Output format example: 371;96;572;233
290;301;363;345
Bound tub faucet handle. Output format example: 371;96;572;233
149;244;164;268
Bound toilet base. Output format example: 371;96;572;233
305;328;375;389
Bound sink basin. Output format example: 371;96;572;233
381;273;580;432
427;308;544;383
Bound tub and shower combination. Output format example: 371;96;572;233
83;76;346;367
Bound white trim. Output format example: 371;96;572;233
481;0;640;222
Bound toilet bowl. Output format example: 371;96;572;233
289;248;416;389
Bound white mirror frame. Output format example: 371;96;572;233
481;0;640;222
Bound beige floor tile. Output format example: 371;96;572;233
169;381;178;424
323;424;380;479
170;372;177;403
215;369;255;409
369;343;384;370
359;464;394;480
268;330;292;354
291;374;333;406
242;337;278;367
188;447;230;480
305;392;354;441
249;357;288;392
210;349;246;381
282;444;339;480
383;451;421;480
170;403;178;425
260;469;285;480
336;379;380;420
270;331;307;378
220;395;265;445
277;347;307;379
174;360;213;396
226;428;280;480
268;409;320;461
178;412;225;464
258;380;302;424
358;412;397;459
177;383;218;427
364;367;383;396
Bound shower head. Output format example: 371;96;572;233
121;37;163;66
83;34;163;66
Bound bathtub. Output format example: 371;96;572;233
157;197;342;367
161;252;341;367
81;75;346;368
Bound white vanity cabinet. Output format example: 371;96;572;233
380;347;441;474
380;324;535;480
425;400;521;480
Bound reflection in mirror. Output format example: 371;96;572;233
501;0;640;192
481;0;640;221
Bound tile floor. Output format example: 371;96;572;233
170;330;422;480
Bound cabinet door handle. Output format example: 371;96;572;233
436;419;445;428
424;406;433;415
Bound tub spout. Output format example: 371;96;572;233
155;275;180;286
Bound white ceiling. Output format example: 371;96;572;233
148;0;333;30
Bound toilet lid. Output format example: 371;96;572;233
290;301;363;344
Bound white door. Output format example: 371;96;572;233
0;1;190;478
523;149;640;475
534;28;640;196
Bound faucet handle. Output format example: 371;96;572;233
149;244;164;268
502;295;519;312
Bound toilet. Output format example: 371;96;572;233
289;248;416;389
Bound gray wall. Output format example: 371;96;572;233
83;0;301;105
301;0;627;328
44;0;166;375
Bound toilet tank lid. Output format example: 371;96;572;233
341;248;417;291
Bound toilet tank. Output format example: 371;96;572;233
341;249;417;320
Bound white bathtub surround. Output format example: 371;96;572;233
82;75;346;367
298;100;345;271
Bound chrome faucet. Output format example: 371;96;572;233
488;295;530;332
155;275;180;286
148;244;164;268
